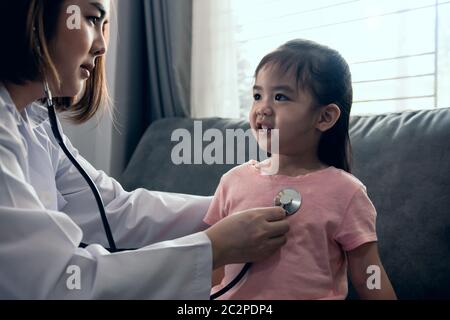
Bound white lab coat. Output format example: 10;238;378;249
0;83;213;299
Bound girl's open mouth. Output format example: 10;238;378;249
256;122;274;134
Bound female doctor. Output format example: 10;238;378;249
0;0;289;299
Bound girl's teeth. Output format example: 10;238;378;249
259;125;271;133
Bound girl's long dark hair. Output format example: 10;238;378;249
255;39;353;172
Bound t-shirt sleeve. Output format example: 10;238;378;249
203;178;228;226
334;185;377;251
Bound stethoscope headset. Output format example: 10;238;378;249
35;25;303;300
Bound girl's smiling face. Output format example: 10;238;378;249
48;0;110;97
249;64;322;156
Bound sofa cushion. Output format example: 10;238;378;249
121;117;255;195
121;108;450;299
348;108;450;299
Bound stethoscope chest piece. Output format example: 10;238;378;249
274;188;302;215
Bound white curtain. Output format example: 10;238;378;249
191;0;240;118
191;0;450;118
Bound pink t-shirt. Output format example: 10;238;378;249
204;160;377;300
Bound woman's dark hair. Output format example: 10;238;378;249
254;39;353;172
0;0;109;123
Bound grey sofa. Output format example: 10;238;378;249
121;108;450;299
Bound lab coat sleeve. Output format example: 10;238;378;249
0;118;212;299
48;122;212;249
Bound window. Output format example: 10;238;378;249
191;0;450;118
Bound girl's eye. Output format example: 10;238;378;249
87;16;101;25
275;94;288;101
253;93;261;101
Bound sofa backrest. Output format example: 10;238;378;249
121;108;450;299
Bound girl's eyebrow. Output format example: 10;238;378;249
253;85;295;93
271;85;295;93
90;2;107;18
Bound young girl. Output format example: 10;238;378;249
204;39;397;300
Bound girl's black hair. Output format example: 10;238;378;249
255;39;353;172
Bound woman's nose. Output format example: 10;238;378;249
93;46;106;57
92;33;107;57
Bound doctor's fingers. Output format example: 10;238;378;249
259;235;288;258
264;219;290;238
268;234;288;247
261;207;287;221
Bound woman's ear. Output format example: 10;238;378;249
315;104;341;132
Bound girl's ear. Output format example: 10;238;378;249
315;104;341;132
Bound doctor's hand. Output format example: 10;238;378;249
205;207;289;269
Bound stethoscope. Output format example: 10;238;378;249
44;81;302;298
44;81;118;252
210;188;302;299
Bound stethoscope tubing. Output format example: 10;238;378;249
47;102;117;252
210;262;252;300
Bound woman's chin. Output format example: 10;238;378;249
59;81;84;98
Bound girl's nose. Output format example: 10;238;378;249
256;105;273;117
